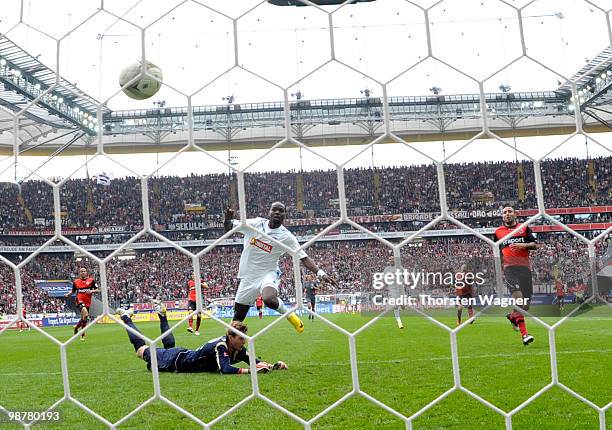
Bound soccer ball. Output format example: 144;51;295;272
118;60;163;100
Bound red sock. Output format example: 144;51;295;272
468;308;474;319
188;318;193;329
511;311;528;336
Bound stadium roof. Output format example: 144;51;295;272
1;37;612;156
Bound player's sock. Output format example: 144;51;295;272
188;317;193;330
456;309;462;325
121;315;146;352
394;308;403;329
274;298;288;315
195;316;201;332
511;311;528;336
80;318;88;335
467;307;475;323
158;314;175;349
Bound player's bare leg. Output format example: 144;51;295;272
232;302;250;322
195;312;202;336
456;304;463;326
187;314;194;333
77;306;89;341
262;286;304;333
467;305;474;324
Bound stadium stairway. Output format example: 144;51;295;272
229;176;238;209
588;159;597;192
373;171;381;207
516;163;526;202
17;192;33;223
86;184;95;214
296;173;304;212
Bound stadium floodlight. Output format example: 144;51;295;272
498;84;511;93
58;97;64;104
0;58;6;66
222;95;235;104
429;86;442;95
601;73;607;80
360;88;371;97
291;90;303;100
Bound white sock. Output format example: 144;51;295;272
275;298;288;315
394;308;402;324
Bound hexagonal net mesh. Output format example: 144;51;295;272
0;0;611;429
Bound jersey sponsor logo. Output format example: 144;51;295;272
501;236;526;247
249;237;273;253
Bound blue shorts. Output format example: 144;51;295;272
143;347;187;372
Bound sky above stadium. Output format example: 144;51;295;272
0;0;611;179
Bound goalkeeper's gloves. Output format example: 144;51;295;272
256;362;272;373
272;361;288;370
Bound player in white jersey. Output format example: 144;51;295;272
382;255;405;329
224;202;337;333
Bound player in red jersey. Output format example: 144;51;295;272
554;278;565;311
255;295;264;319
455;264;475;326
494;207;537;346
19;307;30;332
65;267;98;341
187;274;207;336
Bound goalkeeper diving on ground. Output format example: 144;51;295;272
117;302;287;374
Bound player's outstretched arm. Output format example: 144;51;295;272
237;347;287;373
223;208;235;233
64;284;77;298
300;256;337;287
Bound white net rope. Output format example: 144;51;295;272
0;0;611;429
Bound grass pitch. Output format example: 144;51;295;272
0;305;610;430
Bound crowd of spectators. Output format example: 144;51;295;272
0;210;610;248
0;157;609;233
0;232;606;316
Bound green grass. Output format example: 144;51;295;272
0;306;610;430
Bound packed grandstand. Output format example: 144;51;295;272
0;156;609;316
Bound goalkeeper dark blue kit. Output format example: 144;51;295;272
143;336;256;373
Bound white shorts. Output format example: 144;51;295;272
235;271;281;306
388;285;406;300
